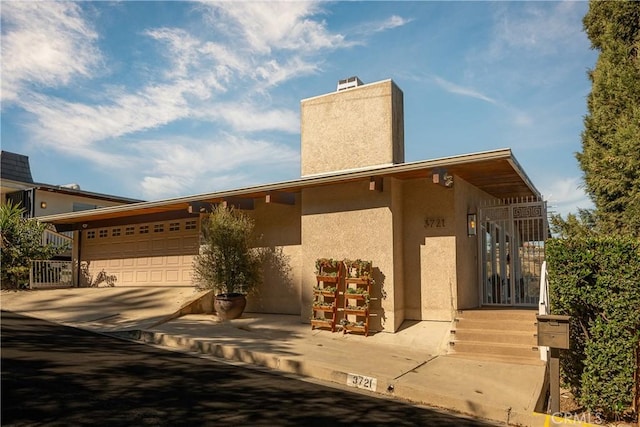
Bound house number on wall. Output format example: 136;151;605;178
424;217;446;228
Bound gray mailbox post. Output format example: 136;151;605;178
537;314;571;413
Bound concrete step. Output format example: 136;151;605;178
450;308;540;364
448;340;539;359
446;352;545;366
454;318;536;332
456;308;537;321
451;329;536;346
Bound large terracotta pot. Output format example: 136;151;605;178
214;293;247;320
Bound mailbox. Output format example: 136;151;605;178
537;314;570;349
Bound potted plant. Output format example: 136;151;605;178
315;258;341;282
343;259;372;279
192;204;262;320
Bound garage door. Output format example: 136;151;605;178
81;218;199;287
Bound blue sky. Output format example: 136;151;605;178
1;1;597;216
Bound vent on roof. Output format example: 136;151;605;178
337;76;363;91
61;183;81;190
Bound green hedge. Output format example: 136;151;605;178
546;237;640;418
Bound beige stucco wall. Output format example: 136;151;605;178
301;179;403;331
401;176;499;320
389;178;405;328
300;80;404;176
245;197;302;315
34;190;126;217
401;178;457;321
453;177;497;310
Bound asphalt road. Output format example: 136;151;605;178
1;311;493;426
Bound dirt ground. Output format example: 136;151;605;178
559;388;637;427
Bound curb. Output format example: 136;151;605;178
120;329;561;427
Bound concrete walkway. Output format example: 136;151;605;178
1;287;593;427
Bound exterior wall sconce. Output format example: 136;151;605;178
467;213;477;236
40;201;47;209
432;168;454;188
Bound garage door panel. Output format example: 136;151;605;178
122;271;134;283
122;242;136;255
81;219;199;287
152;239;165;253
182;270;192;282
167;237;181;251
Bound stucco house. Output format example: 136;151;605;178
37;78;547;360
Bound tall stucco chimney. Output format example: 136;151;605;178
300;78;404;176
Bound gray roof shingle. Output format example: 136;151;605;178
1;151;34;183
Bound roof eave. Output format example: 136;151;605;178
37;148;534;225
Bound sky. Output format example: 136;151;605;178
1;1;598;216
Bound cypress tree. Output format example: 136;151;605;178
578;0;640;237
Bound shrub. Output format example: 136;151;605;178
192;205;261;296
547;237;640;419
1;201;67;289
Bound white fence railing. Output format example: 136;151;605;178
538;260;550;361
30;260;73;289
42;229;72;250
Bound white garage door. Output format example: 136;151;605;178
81;218;199;287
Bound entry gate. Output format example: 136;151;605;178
478;197;548;307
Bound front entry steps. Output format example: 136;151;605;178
448;308;542;365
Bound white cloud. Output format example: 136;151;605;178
137;134;300;199
200;1;351;54
541;176;594;217
22;81;195;151
1;2;102;103
145;28;203;79
199;103;299;134
3;2;409;200
253;57;320;89
355;14;413;35
432;76;498;105
465;1;591;93
431;75;533;127
490;2;586;58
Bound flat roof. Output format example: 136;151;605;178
38;148;541;231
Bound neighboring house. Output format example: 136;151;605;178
0;151;141;268
1;151;143;219
37;78;548;342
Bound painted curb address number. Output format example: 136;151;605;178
346;373;377;392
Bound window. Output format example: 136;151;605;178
185;220;197;230
125;226;135;236
169;222;180;232
73;202;98;212
139;225;149;234
112;228;121;237
154;224;164;233
87;231;96;239
99;229;108;238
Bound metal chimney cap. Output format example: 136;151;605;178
337;76;363;91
